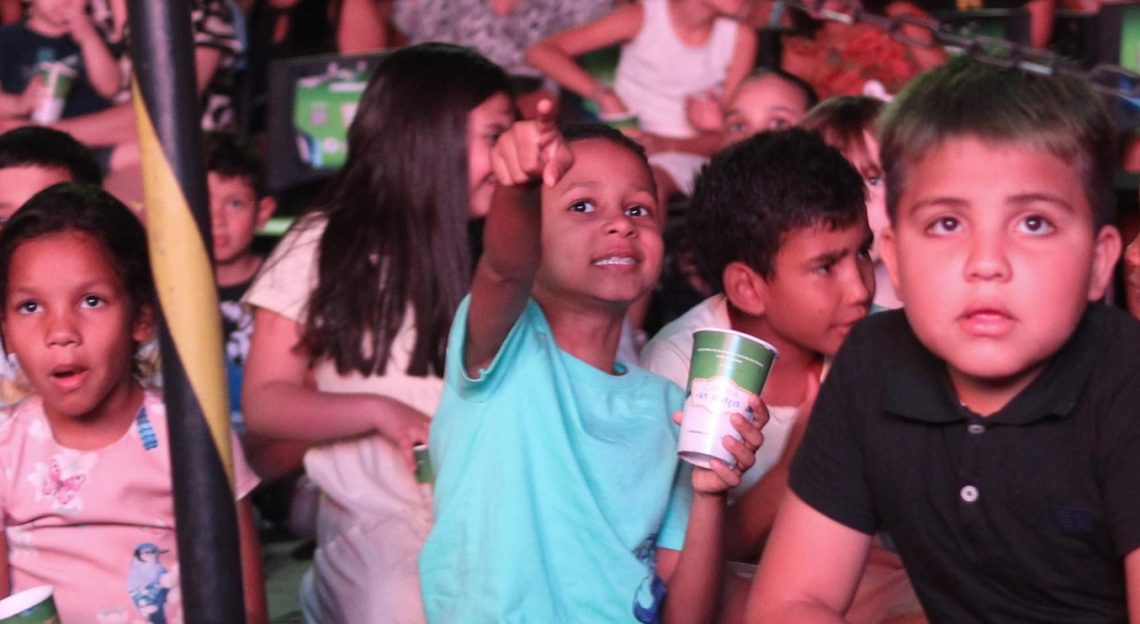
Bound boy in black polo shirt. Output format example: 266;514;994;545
746;58;1140;622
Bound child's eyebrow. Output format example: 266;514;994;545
563;181;601;192
1008;193;1077;213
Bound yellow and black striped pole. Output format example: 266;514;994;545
127;1;245;621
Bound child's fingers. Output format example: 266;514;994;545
534;98;557;132
731;412;764;454
748;393;770;430
706;459;742;489
723;428;760;473
542;141;575;188
671;409;683;426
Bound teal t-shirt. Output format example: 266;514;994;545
420;297;692;623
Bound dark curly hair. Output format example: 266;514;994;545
688;128;866;291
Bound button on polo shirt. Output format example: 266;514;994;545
791;304;1140;623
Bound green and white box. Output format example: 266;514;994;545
679;328;777;468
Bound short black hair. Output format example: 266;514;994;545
0;183;154;317
881;57;1116;227
747;67;820;110
561;123;655;190
688;128;866;290
0;127;102;184
204;132;265;197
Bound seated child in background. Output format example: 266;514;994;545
420;109;765;623
641;129;921;624
204;132;309;495
799;95;899;309
205;133;275;435
748;57;1139;623
0;126;102;409
0;184;265;623
0;126;102;223
526;0;757;207
655;67;818;201
0;0;119;120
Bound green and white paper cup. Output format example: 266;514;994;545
414;443;434;485
0;585;59;623
679;328;778;468
31;62;76;124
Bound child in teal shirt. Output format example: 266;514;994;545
420;105;765;623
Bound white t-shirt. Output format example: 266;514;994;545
612;0;738;138
640;295;800;497
244;216;439;624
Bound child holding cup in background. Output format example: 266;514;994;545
0;0;120;122
526;0;757;208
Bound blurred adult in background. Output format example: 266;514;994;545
335;0;614;117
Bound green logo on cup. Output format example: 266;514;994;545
678;329;777;468
414;444;434;485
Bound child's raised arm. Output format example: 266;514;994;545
464;101;572;375
525;5;643;116
63;2;122;100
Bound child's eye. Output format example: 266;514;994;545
812;262;835;276
766;118;790;131
569;200;596;213
726;121;747;135
226;199;248;210
15;300;38;314
926;216;962;236
1017;214;1054;235
80;295;105;309
625;204;652;218
866;176;884;188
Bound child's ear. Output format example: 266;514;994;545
132;305;156;343
1087;224;1123;301
879;226;903;303
722;261;768;316
255;196;277;230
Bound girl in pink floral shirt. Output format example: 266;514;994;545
0;184;263;624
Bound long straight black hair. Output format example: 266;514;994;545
298;43;511;378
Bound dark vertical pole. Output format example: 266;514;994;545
126;1;246;622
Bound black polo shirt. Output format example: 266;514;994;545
790;303;1140;623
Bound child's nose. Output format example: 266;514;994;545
45;311;80;347
604;212;636;237
844;259;874;306
964;232;1012;281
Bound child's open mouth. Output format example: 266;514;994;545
49;366;88;390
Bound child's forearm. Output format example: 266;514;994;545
662;492;727;624
526;41;605;102
481;183;542;285
464;183;543;373
76;35;123;99
725;462;788;561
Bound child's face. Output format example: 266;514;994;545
856;132;888;262
535;138;662;309
0;166;72;226
724;76;809;147
881;137;1120;411
2;231;152;424
208;173;272;266
27;0;78;29
758;220;874;358
466;92;515;219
